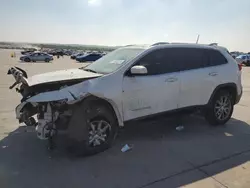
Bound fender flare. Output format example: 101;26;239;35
80;95;124;127
207;83;238;105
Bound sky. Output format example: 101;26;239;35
0;0;250;52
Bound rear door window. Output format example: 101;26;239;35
172;48;208;72
136;47;210;74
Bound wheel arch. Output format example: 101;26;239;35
208;83;237;105
80;95;124;127
24;57;31;61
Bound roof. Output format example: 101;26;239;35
121;42;228;52
122;44;151;49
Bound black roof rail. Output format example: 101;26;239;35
151;42;169;46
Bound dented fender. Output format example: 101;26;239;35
26;81;90;103
26;80;124;126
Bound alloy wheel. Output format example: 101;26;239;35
88;120;111;147
214;95;232;121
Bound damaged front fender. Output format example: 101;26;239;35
26;81;90;103
25;80;124;126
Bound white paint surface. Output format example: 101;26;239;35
27;68;102;86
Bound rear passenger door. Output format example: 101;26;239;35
91;54;100;61
39;53;47;61
206;49;229;90
178;48;217;108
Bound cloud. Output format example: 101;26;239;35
0;0;249;51
87;0;102;6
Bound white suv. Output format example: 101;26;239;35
8;43;242;156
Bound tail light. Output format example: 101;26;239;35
238;63;242;71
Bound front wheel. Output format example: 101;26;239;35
246;61;250;66
67;101;118;156
205;90;234;126
45;58;50;62
24;58;31;62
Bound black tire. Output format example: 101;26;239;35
67;100;118;156
45;58;50;62
24;57;31;62
205;90;234;126
246;61;250;66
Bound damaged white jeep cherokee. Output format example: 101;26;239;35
8;43;242;156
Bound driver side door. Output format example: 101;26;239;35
122;49;180;121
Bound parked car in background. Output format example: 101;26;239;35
70;53;84;59
21;49;36;55
20;52;53;62
64;50;73;56
48;50;65;56
76;53;102;62
236;54;250;66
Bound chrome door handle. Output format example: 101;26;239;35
209;72;218;76
165;77;178;82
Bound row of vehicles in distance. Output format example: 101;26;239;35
19;49;107;63
71;52;106;62
20;52;53;62
21;48;37;55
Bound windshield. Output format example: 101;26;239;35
83;48;144;74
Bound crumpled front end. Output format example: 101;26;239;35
13;81;91;140
7;67;93;140
7;66;123;145
15;102;59;140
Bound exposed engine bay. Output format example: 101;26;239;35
7;66;103;148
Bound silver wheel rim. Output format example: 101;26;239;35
88;120;111;147
214;95;232;121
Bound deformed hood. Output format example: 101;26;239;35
27;68;103;86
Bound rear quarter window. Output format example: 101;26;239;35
207;49;228;66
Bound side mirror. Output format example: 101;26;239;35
130;65;148;75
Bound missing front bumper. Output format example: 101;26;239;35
15;102;37;123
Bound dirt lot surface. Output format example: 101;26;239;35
1;49;250;188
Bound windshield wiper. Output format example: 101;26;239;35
82;68;97;73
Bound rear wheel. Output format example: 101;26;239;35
205;90;234;126
67;101;118;156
